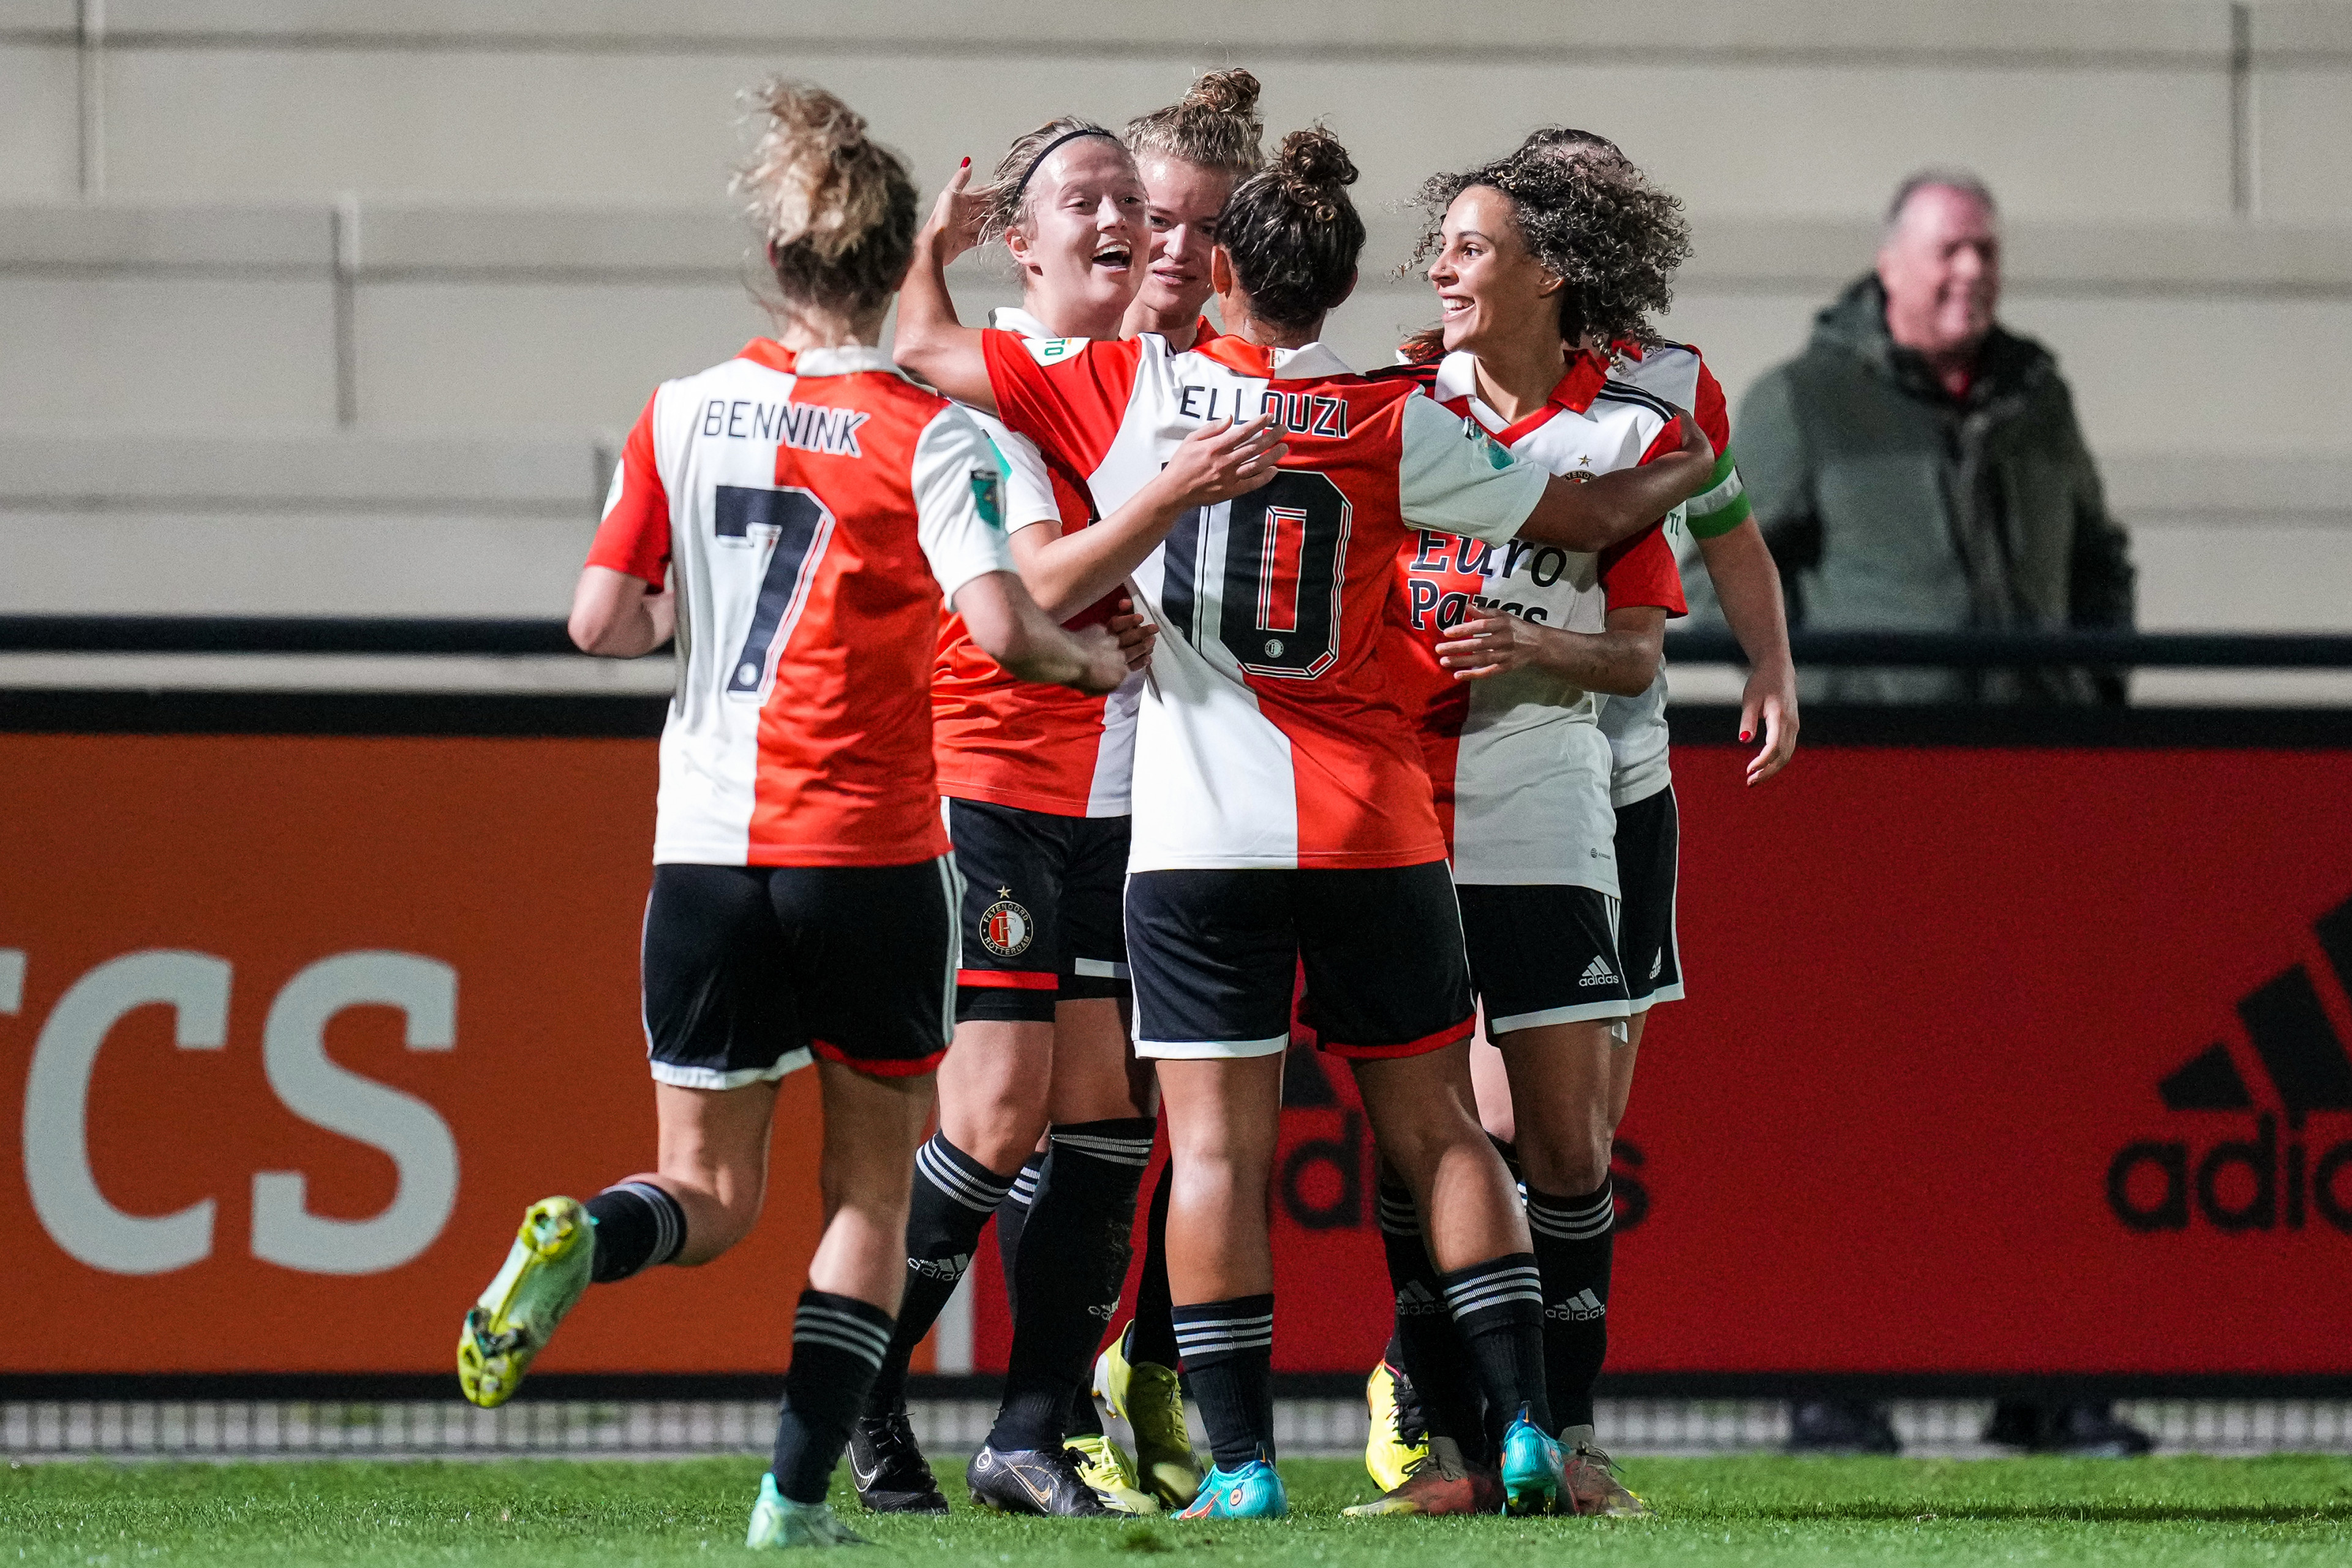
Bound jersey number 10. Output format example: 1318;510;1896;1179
1166;469;1352;680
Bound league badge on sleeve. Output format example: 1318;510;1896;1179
969;467;1004;530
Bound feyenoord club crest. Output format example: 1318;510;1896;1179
979;888;1034;958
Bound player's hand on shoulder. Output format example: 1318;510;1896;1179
1163;414;1286;508
1436;613;1550;680
1068;624;1133;695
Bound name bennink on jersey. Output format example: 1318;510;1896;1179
1403;530;1586;631
698;396;872;458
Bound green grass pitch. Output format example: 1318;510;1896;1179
8;1455;2351;1567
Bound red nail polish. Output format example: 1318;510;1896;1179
1740;731;1752;742
960;157;971;167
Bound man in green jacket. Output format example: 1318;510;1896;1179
1732;170;2135;705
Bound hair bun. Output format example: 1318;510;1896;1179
1274;126;1355;217
736;80;889;260
1183;67;1261;117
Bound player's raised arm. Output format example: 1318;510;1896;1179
1513;407;1714;552
894;160;998;409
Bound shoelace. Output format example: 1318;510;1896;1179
1390;1370;1430;1447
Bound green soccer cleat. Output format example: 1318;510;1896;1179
1096;1321;1202;1509
1068;1430;1159;1514
457;1196;593;1408
747;1473;873;1548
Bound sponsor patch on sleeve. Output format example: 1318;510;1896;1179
1025;337;1088;364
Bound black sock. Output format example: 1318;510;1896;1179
1128;1159;1180;1367
862;1133;1014;1417
1441;1252;1551;1445
1376;1177;1487;1461
586;1182;687;1283
1527;1180;1613;1436
1172;1295;1275;1472
772;1290;894;1504
989;1118;1155;1452
993;1152;1048;1321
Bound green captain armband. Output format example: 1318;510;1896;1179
1684;448;1752;540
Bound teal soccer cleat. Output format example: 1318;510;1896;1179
746;1473;872;1548
1173;1453;1288;1520
1499;1407;1566;1515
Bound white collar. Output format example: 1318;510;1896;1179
1264;340;1354;379
791;344;902;379
1432;350;1513;434
988;305;1057;339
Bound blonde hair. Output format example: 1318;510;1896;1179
1125;68;1264;179
733;80;918;314
976;116;1131;247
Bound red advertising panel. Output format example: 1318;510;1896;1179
5;730;2350;1377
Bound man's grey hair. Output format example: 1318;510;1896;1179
1883;168;1998;238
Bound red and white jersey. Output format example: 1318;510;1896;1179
930;306;1148;818
1384;352;1688;887
984;329;1553;872
590;340;1015;867
1596;341;1728;807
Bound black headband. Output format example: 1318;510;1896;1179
1016;127;1121;195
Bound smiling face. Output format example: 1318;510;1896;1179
1427;185;1562;357
1877;183;2000;363
1003;137;1147;333
1133;153;1236;325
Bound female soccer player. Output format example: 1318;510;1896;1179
894;124;1716;1518
449;81;1129;1550
1367;131;1800;1516
1082;67;1270;1513
856;108;1283;1520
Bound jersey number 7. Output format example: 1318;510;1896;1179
1164;470;1351;680
715;484;835;699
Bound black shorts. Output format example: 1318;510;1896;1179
1457;883;1632;1035
1614;785;1683;1012
1127;862;1474;1061
946;797;1131;1025
641;859;957;1087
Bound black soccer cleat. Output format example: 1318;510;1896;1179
965;1442;1114;1517
847;1404;949;1514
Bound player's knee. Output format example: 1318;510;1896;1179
1521;1136;1610;1198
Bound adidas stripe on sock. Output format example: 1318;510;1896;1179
586;1181;688;1283
990;1118;1156;1452
1172;1294;1276;1471
1440;1251;1553;1440
1375;1177;1488;1460
864;1133;1016;1419
1528;1180;1614;1431
773;1289;895;1504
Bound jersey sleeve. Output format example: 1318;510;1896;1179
962;408;1061;533
980;330;1145;477
1599;526;1687;617
1395;390;1552;546
910;403;1019;601
1681;360;1752;540
584;391;669;586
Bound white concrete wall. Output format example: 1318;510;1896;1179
1;0;2348;690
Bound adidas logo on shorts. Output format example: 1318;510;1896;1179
1578;955;1618;988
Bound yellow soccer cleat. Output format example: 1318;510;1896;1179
457;1196;593;1408
1067;1429;1159;1515
1095;1322;1202;1510
1363;1358;1430;1494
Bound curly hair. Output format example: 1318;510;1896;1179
975;116;1133;249
1220;124;1363;330
1408;132;1689;352
1125;67;1264;179
733;80;918;317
